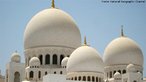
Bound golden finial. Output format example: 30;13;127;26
51;0;55;8
84;36;87;45
121;25;124;37
83;36;88;46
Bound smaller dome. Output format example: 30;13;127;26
67;45;104;73
126;64;136;72
61;57;69;67
25;66;29;70
114;72;121;77
29;57;40;66
103;37;143;66
105;79;109;82
137;72;142;77
11;51;21;63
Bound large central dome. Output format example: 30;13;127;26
24;8;81;49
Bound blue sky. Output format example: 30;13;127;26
0;0;146;77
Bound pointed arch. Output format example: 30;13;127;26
96;77;98;82
29;71;34;78
60;71;63;74
53;54;57;64
38;71;41;79
54;71;56;74
60;55;64;64
83;76;86;81
14;72;20;82
88;76;90;81
123;70;126;74
39;55;43;65
113;71;116;75
45;71;48;75
45;54;50;64
92;76;95;82
75;77;77;81
134;80;137;82
78;76;81;81
118;70;121;74
110;71;112;78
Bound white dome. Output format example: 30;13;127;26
24;8;81;49
25;66;30;70
61;57;69;67
67;46;104;73
126;64;136;72
11;52;20;63
103;37;143;66
114;72;121;77
137;72;142;76
29;57;40;66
